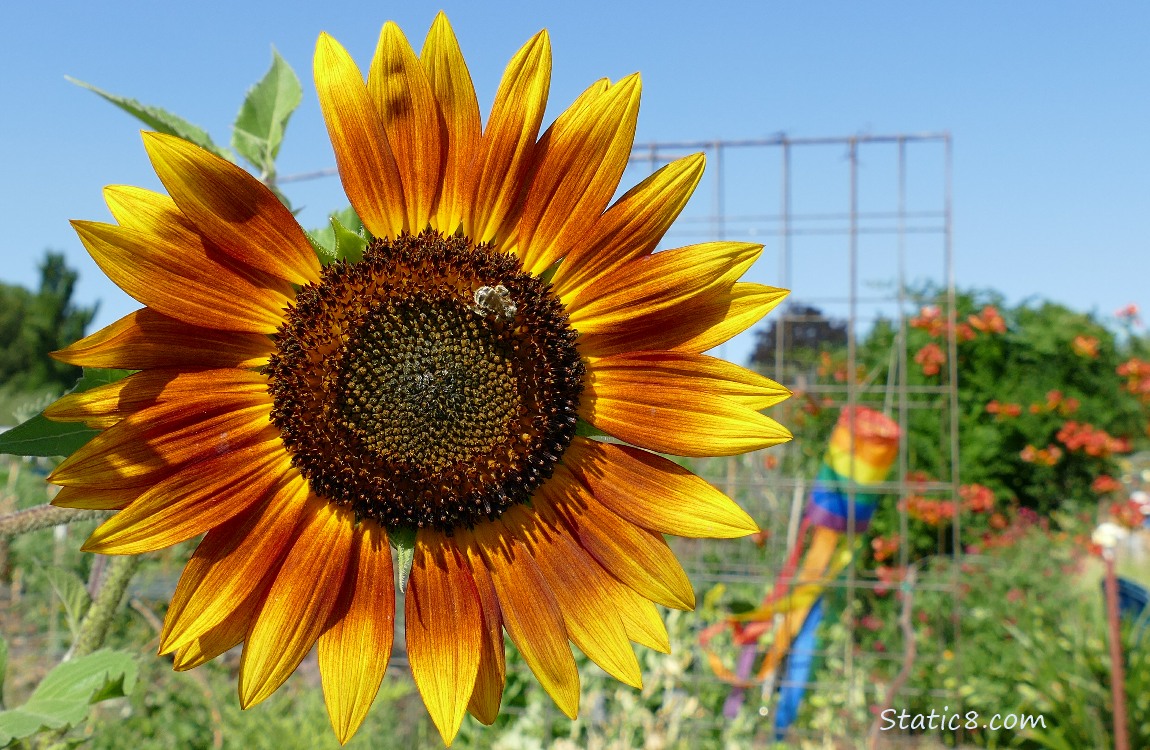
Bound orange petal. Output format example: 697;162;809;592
160;473;307;654
319;520;395;746
587;351;789;411
420;12;481;235
539;469;695;610
239;499;353;708
369;21;442;232
141;132;320;286
50;308;274;370
460;549;505;725
465;30;551;246
515;74;640;276
580;356;791;457
51;486;136;510
565;242;761;335
45;368;267;429
551;153;704;303
406;529;482;746
465;521;580;718
50;388;274;489
172;599;256;671
504;506;641;688
315;33;407;239
578;283;788;357
564;437;759;539
80;438;290;555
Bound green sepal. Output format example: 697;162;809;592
574;418;607;438
67;77;233;162
0;649;138;745
390;527;417;594
0;369;133;458
308;207;370;265
231;48;302;183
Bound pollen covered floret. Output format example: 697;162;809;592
265;229;584;531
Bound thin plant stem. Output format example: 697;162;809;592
0;504;111;537
71;554;142;659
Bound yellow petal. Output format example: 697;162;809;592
420;12;481;235
50;308;274;371
460;551;505;725
551;153;704;303
51;486;136;511
608;576;671;654
160;473;307;654
79;438;288;555
564;437;760;538
465;521;580;718
580;357;791;457
578;283;789;357
141;132;320;286
314;33;407;239
319;520;395;746
369;21;442;232
565;242;762;334
515;74;640;276
239;499;353;708
406;529;482;746
465;30;551;246
172;601;254;671
539;469;695;610
505;506;642;688
586;351;789;411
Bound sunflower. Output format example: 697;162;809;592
44;12;791;747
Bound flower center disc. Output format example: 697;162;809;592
265;230;583;531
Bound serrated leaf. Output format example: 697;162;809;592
390;527;416;594
331;217;368;264
0;369;132;458
67;77;233;162
0;649;137;744
231;48;302;181
44;568;93;643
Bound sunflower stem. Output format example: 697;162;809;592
0;504;111;537
71;554;142;659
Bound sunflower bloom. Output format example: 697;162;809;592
45;13;791;746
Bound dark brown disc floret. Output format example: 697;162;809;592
264;230;583;532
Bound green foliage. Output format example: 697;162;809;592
0;649;137;745
390;526;416;594
308;207;370;265
231;49;302;185
0;253;96;401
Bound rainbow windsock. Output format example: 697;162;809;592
709;406;900;727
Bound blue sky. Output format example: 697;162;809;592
2;2;1147;365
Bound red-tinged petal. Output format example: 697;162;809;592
565;242;762;335
504;505;642;688
564;437;759;539
50;308;274;370
406;529;482;746
464;522;580;718
315;33;407;239
515;74;640;276
172;599;256;671
160;473;307;654
459;546;505;725
580;358;791;457
45;368;267;428
51;486;136;511
80;438;290;555
50;390;274;489
141;132;320;285
369;21;442;232
465;30;551;246
239;499;353;708
551;153;704;303
420;12;481;235
538;468;695;610
578;283;789;357
318;520;395;746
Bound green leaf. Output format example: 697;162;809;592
0;637;8;707
574;419;607;438
231;49;302;182
0;369;132;458
66;77;233;162
308;207;369;265
0;649;137;745
44;568;93;643
390;527;416;594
